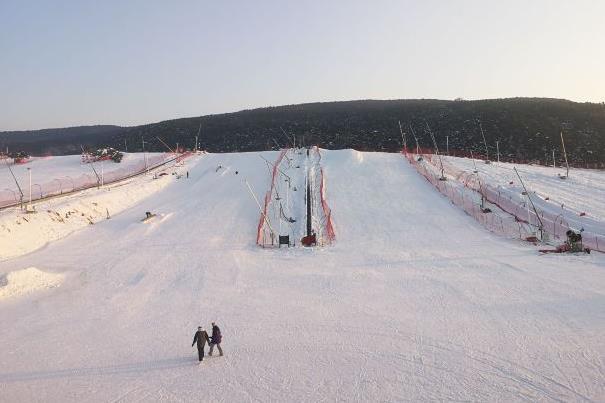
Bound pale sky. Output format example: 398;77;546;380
1;0;603;131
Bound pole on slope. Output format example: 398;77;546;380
560;131;569;178
28;167;32;204
245;179;275;241
398;120;407;151
142;136;148;174
496;141;500;164
101;160;104;186
279;127;295;149
478;120;490;163
156;136;176;153
552;149;556;168
425;121;446;180
474;170;487;211
90;160;101;188
409;123;421;158
470;150;478;173
514;167;544;238
259;154;292;182
446;135;449;156
196;121;202;152
5;159;24;209
81;145;101;187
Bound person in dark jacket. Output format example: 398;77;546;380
208;322;223;356
192;326;210;362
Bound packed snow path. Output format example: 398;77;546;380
1;150;604;402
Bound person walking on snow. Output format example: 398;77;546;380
192;326;210;362
209;322;223;356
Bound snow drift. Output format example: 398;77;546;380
0;267;63;299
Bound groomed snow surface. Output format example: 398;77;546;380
1;150;604;402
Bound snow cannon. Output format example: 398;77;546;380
539;229;590;254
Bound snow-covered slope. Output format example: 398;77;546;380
0;155;190;260
0;150;604;402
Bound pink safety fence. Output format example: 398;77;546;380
314;147;335;244
0;153;187;209
410;150;605;252
404;151;536;241
319;167;336;243
257;149;287;246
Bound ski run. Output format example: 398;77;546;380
1;149;604;402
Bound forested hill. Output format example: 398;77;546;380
2;98;604;164
0;125;124;155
